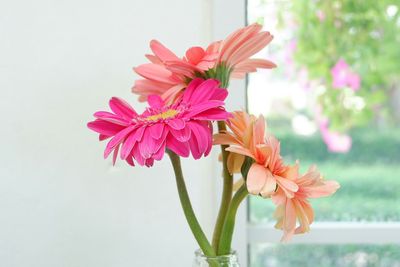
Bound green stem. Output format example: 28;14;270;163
211;121;234;253
167;150;216;257
218;184;248;255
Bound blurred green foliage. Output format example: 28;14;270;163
278;128;400;165
291;0;400;130
251;122;400;222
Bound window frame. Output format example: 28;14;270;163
248;222;400;244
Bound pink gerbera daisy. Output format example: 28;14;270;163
88;78;231;167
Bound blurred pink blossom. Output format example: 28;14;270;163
316;108;352;153
331;59;361;91
320;127;352;153
347;72;361;90
316;10;326;22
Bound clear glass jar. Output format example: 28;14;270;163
192;249;240;267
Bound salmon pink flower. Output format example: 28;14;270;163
132;23;276;102
214;111;298;198
88;78;231;167
272;164;340;241
132;40;219;103
162;23;277;85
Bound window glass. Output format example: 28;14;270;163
247;0;400;223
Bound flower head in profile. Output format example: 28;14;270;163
272;163;340;241
215;23;276;80
214;111;298;198
132;23;276;102
88;78;231;167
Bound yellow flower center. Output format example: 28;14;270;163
145;109;179;121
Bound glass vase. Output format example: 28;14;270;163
192;249;240;267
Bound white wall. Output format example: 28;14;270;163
0;0;246;266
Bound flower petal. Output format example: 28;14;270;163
246;163;268;195
112;144;120;165
150;40;179;62
226;146;254;158
260;169;277;198
109;97;137;119
220;23;262;62
275;176;299;198
87;120;126;136
125;155;135;166
152;141;166;160
148;123;166;139
161;84;186;103
185;46;205;64
227;153;245;174
147;95;164;109
182;78;205;103
166;134;190;157
213;133;242;146
281;199;297;242
132;143;146;166
185;101;226;118
228;31;273;66
93;112;129;126
134;63;176;85
104;125;136;158
120;126;146;159
168;118;185;130
170;126;191;142
304;180;340;198
139;128;161;159
194;108;232;121
210;88;228;101
188;121;209;156
186;79;220;105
